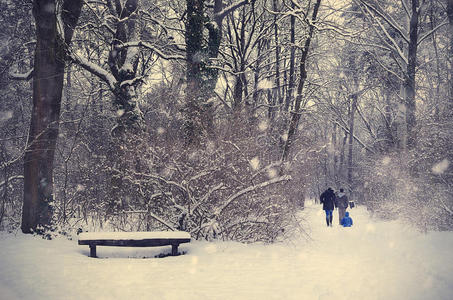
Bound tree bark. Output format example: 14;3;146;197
107;0;144;135
184;0;251;145
404;0;419;150
185;0;214;146
286;0;296;112
22;0;82;233
348;94;358;193
273;0;282;109
448;0;453;112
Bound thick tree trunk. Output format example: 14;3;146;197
185;0;213;146
185;0;249;145
107;0;144;134
22;0;82;233
281;0;322;162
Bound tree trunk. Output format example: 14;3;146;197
232;7;247;112
286;1;296;112
348;94;358;193
332;122;338;186
448;0;453;112
281;0;322;162
107;0;144;134
22;0;82;233
184;0;249;145
273;0;282;109
404;0;419;150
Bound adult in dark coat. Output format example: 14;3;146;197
320;188;337;226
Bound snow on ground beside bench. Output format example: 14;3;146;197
1;202;453;300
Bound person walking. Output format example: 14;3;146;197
320;187;336;227
336;188;349;225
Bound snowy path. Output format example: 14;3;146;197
1;202;452;300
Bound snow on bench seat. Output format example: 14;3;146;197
78;231;191;258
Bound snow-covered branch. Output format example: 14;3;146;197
215;0;251;21
333;121;375;154
358;1;408;65
119;76;145;88
418;19;448;45
70;52;117;90
0;175;24;189
9;69;33;81
120;210;176;230
115;41;185;60
357;0;409;43
214;175;291;217
191;183;225;214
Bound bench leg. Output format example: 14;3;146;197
171;244;179;256
89;245;97;258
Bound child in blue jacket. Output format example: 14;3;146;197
340;211;353;227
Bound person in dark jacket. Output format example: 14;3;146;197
336;188;349;225
340;211;353;227
320;188;337;226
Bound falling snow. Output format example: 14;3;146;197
156;127;166;135
258;120;268;132
432;159;449;175
116;109;125;117
250;156;260;170
0;110;13;122
257;79;274;90
382;156;391;165
267;167;277;179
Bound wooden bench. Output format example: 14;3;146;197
78;231;191;258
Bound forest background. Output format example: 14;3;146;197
0;0;452;241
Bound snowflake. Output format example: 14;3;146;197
250;157;260;170
382;156;391;165
0;110;13;122
267;168;277;179
116;109;125;117
432;159;449;175
257;79;274;90
258;120;268;132
157;127;166;135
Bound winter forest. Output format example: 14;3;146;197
0;0;452;242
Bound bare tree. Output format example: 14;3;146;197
281;0;322;162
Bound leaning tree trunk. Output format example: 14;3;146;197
22;0;82;233
281;0;322;162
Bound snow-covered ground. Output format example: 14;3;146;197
1;202;452;300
